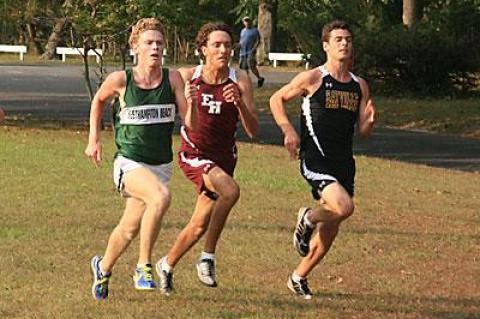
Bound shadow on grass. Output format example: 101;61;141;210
224;288;480;318
162;219;291;233
346;227;480;241
4;109;480;173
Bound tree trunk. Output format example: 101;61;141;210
82;38;94;101
257;0;277;65
119;42;128;70
26;22;44;55
43;18;67;60
403;0;423;30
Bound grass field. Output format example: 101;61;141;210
0;127;479;318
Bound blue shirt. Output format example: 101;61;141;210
239;28;260;57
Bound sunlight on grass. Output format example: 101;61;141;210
0;127;479;318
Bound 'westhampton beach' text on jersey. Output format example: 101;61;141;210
114;68;176;165
300;66;362;162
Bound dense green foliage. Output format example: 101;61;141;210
1;0;479;95
274;0;480;95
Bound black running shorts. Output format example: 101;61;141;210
300;157;355;200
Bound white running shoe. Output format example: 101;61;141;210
156;257;173;296
196;258;217;287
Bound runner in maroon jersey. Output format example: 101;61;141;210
155;22;259;295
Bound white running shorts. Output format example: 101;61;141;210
113;155;173;197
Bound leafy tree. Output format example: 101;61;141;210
257;0;277;63
358;0;480;95
42;0;72;60
1;0;478;95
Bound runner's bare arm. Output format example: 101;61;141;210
229;70;259;139
170;69;197;131
357;77;375;138
85;71;125;166
269;70;318;159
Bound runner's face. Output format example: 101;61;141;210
324;29;353;62
136;30;164;67
202;30;232;69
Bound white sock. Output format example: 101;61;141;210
161;256;172;273
292;271;304;281
200;252;215;261
304;210;315;228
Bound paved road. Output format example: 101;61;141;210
1;64;479;172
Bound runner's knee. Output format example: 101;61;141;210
144;187;171;213
114;224;139;242
218;181;240;203
335;200;354;219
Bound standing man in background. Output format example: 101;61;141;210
239;16;265;88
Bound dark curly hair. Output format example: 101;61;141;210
195;22;233;63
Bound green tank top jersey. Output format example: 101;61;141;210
114;68;176;165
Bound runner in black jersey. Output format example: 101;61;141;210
84;18;196;300
270;20;375;299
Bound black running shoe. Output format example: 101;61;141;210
287;274;312;299
293;207;314;257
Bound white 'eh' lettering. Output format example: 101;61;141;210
201;93;222;114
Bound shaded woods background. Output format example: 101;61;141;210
1;0;479;96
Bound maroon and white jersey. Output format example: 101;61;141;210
180;65;240;163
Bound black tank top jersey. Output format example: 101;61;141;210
300;66;362;162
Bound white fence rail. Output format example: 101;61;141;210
0;45;27;61
56;47;103;63
268;52;311;70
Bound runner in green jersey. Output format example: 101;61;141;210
84;18;197;300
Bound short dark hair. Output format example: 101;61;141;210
195;22;234;63
321;20;353;43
